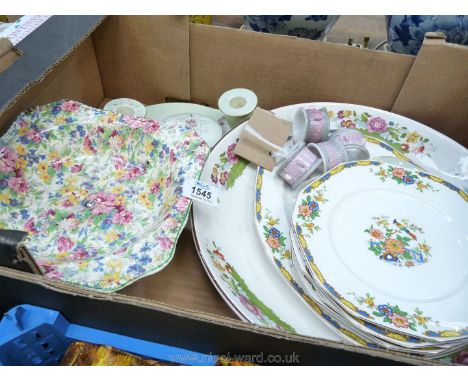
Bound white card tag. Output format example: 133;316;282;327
182;178;219;207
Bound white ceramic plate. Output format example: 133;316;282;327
254;165;387;349
163;113;223;148
146;102;224;122
289;228;468;357
191;125;343;340
255;158;458;350
293;160;468;342
192;102;468;349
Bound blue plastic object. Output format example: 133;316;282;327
0;304;217;366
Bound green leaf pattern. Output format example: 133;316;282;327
210;143;249;190
207;241;295;333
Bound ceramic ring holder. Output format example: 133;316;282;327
278;142;322;188
293;107;330;144
330;129;370;162
309;140;349;173
345;144;370;161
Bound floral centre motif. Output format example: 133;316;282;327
365;216;431;267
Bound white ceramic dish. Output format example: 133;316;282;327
146;103;227;147
146;102;224;122
192;102;468;351
293;160;468;342
191;125;342;340
289;228;467;357
103;98;147;118
255;165;386;349
163;113;223;148
255;154;461;350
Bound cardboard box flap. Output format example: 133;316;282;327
92;16;191;104
0;267;433;365
0;15;105;117
392;33;468;147
189;23;416;112
0;38;21;74
1;17;467;366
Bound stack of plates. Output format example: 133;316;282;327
287;162;467;356
192;103;468;360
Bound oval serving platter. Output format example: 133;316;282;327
293;160;468;343
192;102;468;348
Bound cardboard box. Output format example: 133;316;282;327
0;16;467;365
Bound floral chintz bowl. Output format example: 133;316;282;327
0;100;210;292
243;15;339;40
386;15;468;55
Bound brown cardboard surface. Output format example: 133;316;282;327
92;16;191;105
120;230;237;319
189;24;415;111
0;38;21;74
0;267;436;365
6;16;22;22
0;37;104;135
1;16;468;365
392;35;468;147
234;107;292;170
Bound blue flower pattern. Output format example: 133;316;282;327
386;16;468;55
243;15;339;40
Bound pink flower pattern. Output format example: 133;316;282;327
174;197;190;212
0;100;210;291
7;177;29;193
112;210;133;225
158;236;173;250
88;192;116;215
367;116;388;133
61;100;81;112
0;147;17;173
226;143;238;163
57;236;74;252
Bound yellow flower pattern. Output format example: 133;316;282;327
0;100;209;292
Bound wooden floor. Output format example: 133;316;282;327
212;16;387;49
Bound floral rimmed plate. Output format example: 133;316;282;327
253;103;468;348
192;102;468;349
192;122;346;341
0;100;210;291
289;228;467;358
255;164;444;349
293;160;468;342
255;161;467;353
254;167;387;350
